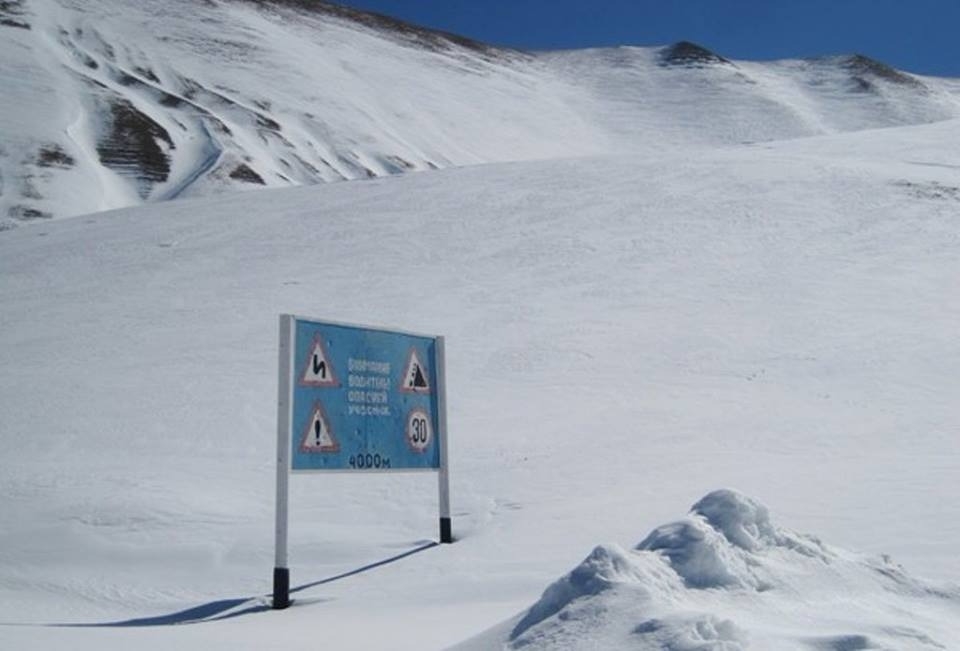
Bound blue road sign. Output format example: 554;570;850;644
286;317;442;472
273;314;452;608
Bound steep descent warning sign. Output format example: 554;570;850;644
400;348;430;393
301;336;338;387
300;402;339;453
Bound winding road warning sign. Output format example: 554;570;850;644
400;348;430;393
300;402;339;453
301;336;338;387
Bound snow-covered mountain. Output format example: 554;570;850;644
2;0;960;226
2;2;960;650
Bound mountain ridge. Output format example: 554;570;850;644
240;0;508;56
1;0;958;227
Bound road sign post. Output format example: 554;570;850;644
436;336;452;543
272;314;451;609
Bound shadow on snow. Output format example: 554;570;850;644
5;541;439;628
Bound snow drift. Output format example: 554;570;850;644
466;490;960;651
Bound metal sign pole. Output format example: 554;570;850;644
436;336;452;543
273;314;294;609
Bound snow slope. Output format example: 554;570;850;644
1;111;959;648
0;0;605;224
2;0;960;225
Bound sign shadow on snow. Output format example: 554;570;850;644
289;540;438;595
3;541;438;628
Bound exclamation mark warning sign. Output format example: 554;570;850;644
300;402;339;453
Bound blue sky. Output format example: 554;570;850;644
337;1;960;77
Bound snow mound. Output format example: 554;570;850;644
489;490;960;651
509;544;676;639
637;489;829;589
690;489;777;551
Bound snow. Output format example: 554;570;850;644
2;115;959;648
459;490;960;650
2;0;959;225
0;0;611;223
2;1;960;649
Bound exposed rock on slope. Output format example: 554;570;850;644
660;40;732;67
1;0;958;227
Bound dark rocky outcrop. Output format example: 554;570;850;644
660;41;731;67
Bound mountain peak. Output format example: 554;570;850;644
659;40;731;67
840;53;926;91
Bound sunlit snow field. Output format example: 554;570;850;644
1;1;960;649
3;120;959;648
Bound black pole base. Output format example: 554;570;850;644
272;567;290;609
440;516;453;544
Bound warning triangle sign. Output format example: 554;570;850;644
300;336;338;387
300;402;339;453
400;348;430;393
